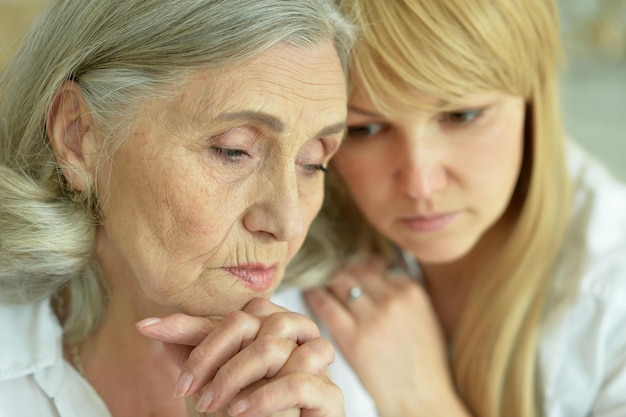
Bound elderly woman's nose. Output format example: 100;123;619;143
243;168;305;241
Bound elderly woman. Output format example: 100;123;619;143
0;0;354;416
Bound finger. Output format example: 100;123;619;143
255;311;321;346
135;313;220;346
342;256;394;303
304;287;357;351
178;310;262;398
350;273;390;304
385;273;418;292
243;297;290;317
195;335;298;413
341;256;418;305
325;271;376;322
196;337;334;413
242;298;321;345
227;372;344;417
274;337;335;377
233;380;301;417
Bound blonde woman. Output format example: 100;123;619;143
275;0;626;416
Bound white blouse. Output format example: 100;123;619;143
0;299;111;416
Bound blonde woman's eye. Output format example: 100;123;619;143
347;123;385;138
442;109;482;124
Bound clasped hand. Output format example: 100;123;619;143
136;298;343;417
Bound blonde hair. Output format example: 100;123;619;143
290;0;571;416
0;0;355;344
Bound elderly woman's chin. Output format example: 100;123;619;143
90;40;346;319
147;264;290;317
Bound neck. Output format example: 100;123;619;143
420;257;474;341
70;228;187;416
72;288;187;416
419;215;512;340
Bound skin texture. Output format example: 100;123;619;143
138;298;342;417
95;42;347;318
49;41;347;417
305;90;526;417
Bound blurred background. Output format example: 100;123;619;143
0;0;624;181
559;0;626;181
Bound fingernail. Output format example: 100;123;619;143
173;371;193;398
229;399;249;416
195;388;214;413
135;317;161;328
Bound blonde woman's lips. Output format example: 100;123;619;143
223;263;278;291
402;212;458;234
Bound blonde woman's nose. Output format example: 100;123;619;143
394;142;447;199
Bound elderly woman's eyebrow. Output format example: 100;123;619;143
215;110;346;138
316;121;346;138
215;111;285;132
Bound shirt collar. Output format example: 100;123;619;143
0;297;62;381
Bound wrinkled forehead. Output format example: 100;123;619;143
148;43;348;140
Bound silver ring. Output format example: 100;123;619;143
347;286;364;302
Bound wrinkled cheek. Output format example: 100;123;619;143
157;187;227;250
130;241;209;305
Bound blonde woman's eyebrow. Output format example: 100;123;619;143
347;105;382;118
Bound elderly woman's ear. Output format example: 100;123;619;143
46;81;98;192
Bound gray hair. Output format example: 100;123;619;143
0;0;355;343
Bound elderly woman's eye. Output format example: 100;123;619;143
303;164;328;175
212;147;250;163
442;109;482;124
347;123;385;138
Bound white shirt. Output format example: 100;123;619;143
0;298;111;417
272;141;626;417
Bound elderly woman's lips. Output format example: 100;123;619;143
223;264;278;291
402;212;459;233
